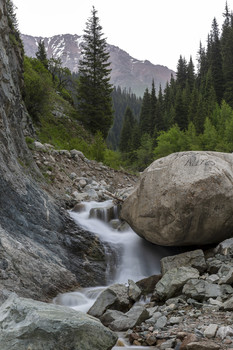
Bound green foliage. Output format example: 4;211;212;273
136;133;154;170
103;149;123;169
23;56;53;122
153;125;186;159
6;0;23;51
89;131;106;162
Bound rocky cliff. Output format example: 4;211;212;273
21;33;175;96
0;0;110;304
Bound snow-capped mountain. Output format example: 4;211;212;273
21;33;175;96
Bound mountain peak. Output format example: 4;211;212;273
21;33;175;96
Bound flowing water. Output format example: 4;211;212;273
54;200;176;348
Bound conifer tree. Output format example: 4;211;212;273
119;107;135;153
36;40;48;69
221;4;233;107
139;88;151;135
77;6;113;138
209;18;224;103
150;79;157;134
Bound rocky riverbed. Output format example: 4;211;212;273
87;239;233;350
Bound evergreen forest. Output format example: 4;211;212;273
9;2;233;172
121;3;233;170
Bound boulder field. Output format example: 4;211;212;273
87;238;233;349
121;151;233;246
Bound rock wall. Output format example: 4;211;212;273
0;0;107;304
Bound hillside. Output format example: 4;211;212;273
21;33;175;96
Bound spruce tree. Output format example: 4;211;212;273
139;88;151;135
209;18;224;103
119;107;136;153
221;4;233;107
77;6;113;138
35;40;48;69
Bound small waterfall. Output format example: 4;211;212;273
54;200;170;311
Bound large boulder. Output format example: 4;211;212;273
121;151;233;246
0;295;117;350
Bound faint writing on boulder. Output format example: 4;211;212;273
184;157;215;167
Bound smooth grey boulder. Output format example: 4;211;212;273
182;279;233;301
0;295;117;350
161;249;207;274
88;283;130;318
121;151;233;246
153;266;199;300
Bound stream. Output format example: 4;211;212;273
53;200;177;348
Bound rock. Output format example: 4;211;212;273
155;315;167;328
128;279;142;301
70;149;86;160
145;311;163;324
88;284;130;318
33;141;46;151
153;266;199;300
169;316;183;324
121;151;233;246
160;339;175;349
0;294;117;350
218;264;233;284
215;237;233;256
161;249;207;274
89;204;118;222
71;203;86;213
204;324;218;338
216;326;233;339
206;274;219;284
186;341;220;349
222;295;233;310
182;279;226;301
136;274;161;295
101;304;150;331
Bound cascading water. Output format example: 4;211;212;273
54;200;170;314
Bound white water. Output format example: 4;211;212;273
54;200;173;314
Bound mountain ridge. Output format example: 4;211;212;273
21;33;175;96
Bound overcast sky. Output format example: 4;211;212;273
13;0;230;71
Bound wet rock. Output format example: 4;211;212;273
71;203;86;213
0;294;117;350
